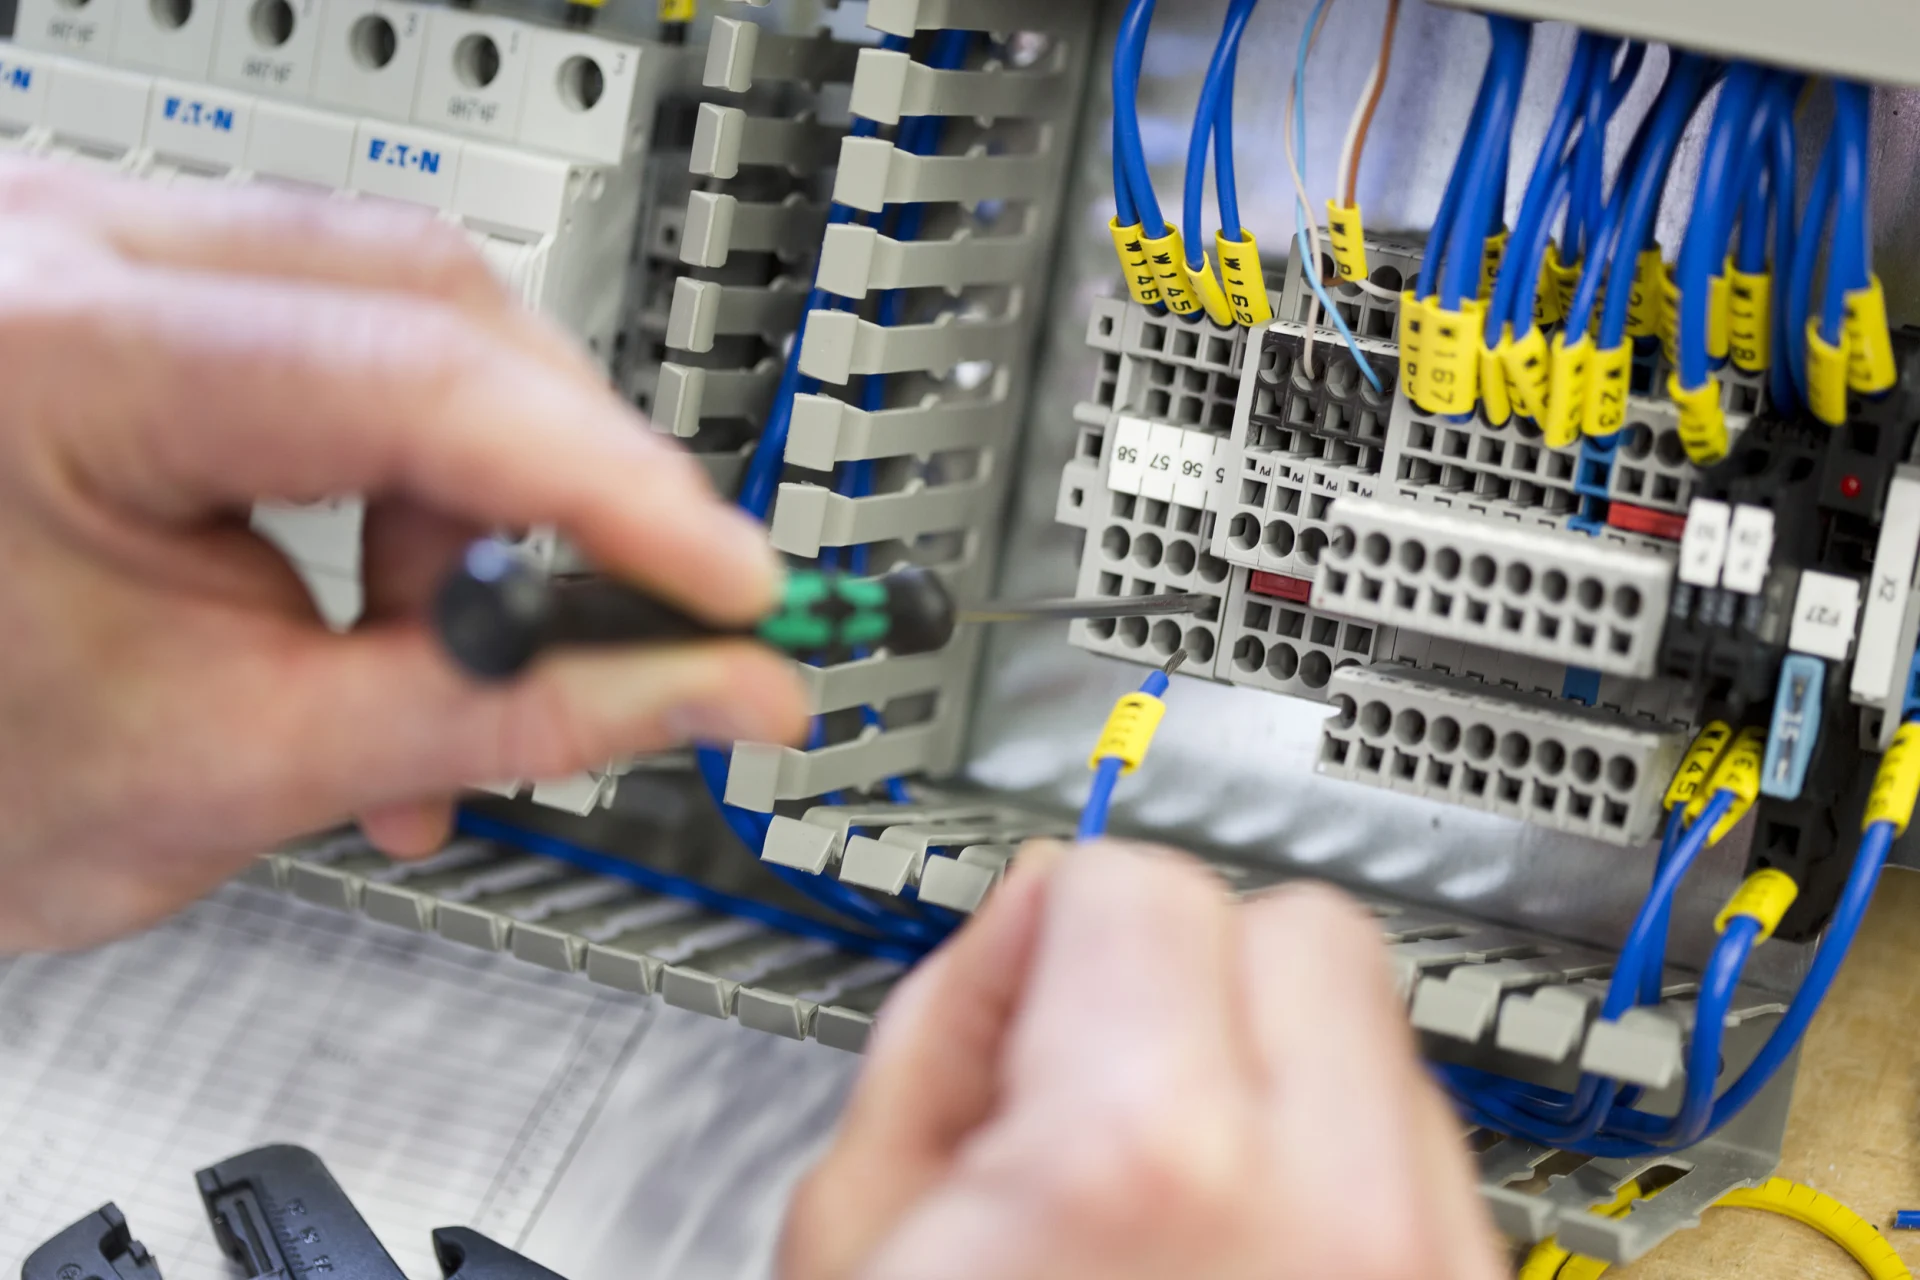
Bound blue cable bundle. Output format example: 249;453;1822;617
1183;0;1258;265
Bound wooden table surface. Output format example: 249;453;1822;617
1611;867;1920;1278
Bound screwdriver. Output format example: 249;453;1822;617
434;538;1209;681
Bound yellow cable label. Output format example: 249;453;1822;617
1419;300;1483;416
1665;721;1733;810
1542;331;1591;449
1399;291;1429;407
1714;869;1801;942
1806;319;1851;427
1707;267;1731;362
1501;326;1551;421
1089;692;1167;775
1187;252;1237;327
1718;1178;1909;1280
1844;275;1897;394
1669;372;1729;466
1480;328;1514;427
1141;226;1206;318
1728;268;1772;373
1109;218;1163;308
1325;200;1369;285
1865;721;1920;835
1657;262;1680;365
1583;341;1632;437
1478;226;1509;303
1542;244;1578;326
657;0;692;15
1215;231;1273;327
1625;249;1664;339
1684;726;1765;844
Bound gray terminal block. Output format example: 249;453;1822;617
1067;478;1232;680
1378;387;1582;531
690;103;847;179
816;223;1039;300
1240;322;1399;473
1214;451;1378;578
679;191;831;270
1319;664;1690;845
665;275;811;353
703;17;864;94
652;360;782;438
848;46;1075;124
1275;233;1423;341
1313;495;1677;677
1216;567;1387;701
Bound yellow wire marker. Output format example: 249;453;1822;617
1088;692;1167;775
1522;1178;1913;1280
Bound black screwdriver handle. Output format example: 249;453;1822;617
434;540;957;682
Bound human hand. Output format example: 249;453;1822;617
0;158;808;952
781;841;1506;1280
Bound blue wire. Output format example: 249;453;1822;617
1077;669;1173;841
1184;0;1258;266
1593;55;1711;350
1417;36;1502;301
1825;81;1871;343
1491;33;1596;339
1447;792;1735;1144
1638;805;1690;1006
1503;158;1573;351
1787;113;1839;400
451;809;926;965
1676;63;1763;389
1291;0;1384;394
1662;914;1759;1147
1114;0;1165;237
1437;16;1528;312
1566;43;1612;265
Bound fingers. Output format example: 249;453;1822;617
781;843;1061;1280
10;261;778;626
357;797;457;859
0;158;593;379
1238;883;1499;1280
360;498;486;622
239;624;810;824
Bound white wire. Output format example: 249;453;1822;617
1281;1;1333;378
1334;55;1380;211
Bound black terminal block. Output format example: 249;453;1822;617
21;1204;163;1280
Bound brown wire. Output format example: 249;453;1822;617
1343;0;1402;208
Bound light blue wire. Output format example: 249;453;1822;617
1185;0;1258;262
1290;0;1383;394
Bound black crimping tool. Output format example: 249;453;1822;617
23;1144;566;1280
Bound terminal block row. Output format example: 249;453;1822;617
1312;496;1676;678
256;815;1790;1265
1319;665;1689;845
725;2;1102;809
